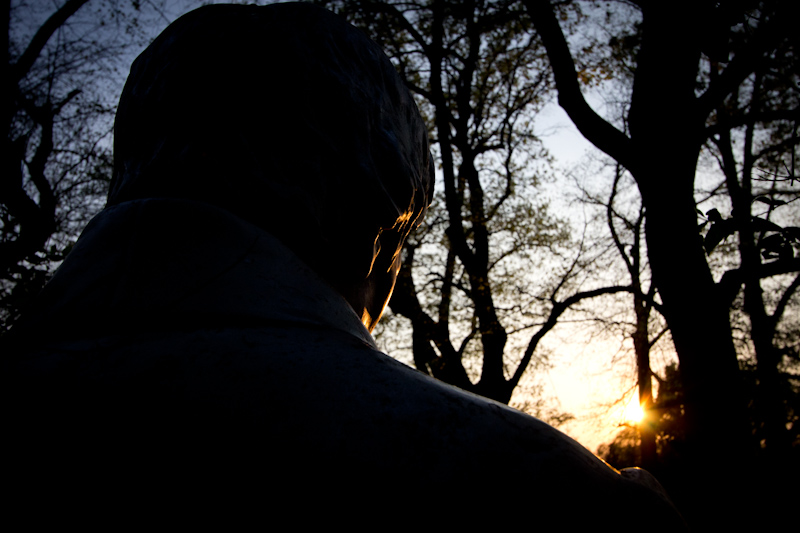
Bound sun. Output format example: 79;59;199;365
624;398;645;425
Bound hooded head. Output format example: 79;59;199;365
110;2;433;329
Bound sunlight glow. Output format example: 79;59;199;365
624;399;645;425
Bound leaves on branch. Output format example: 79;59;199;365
782;227;800;242
754;196;786;207
760;233;795;261
702;208;797;259
704;216;736;254
706;208;723;223
750;217;783;233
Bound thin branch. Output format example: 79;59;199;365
509;285;633;391
12;0;90;82
771;273;800;328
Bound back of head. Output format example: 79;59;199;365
110;2;433;282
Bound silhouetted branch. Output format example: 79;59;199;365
771;273;800;328
522;0;635;172
509;285;633;391
718;257;800;307
11;0;90;82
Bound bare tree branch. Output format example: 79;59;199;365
11;0;91;82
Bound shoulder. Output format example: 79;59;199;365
7;323;685;528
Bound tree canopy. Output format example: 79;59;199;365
322;0;645;415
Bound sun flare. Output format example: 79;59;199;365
624;399;645;425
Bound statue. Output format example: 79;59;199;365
5;3;686;528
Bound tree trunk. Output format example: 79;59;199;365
627;4;749;471
525;2;755;526
632;296;657;470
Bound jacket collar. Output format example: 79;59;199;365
15;198;377;349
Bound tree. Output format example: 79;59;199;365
525;0;798;527
2;0;179;333
577;159;671;470
703;53;800;458
324;0;638;411
572;0;798;465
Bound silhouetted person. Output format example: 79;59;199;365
6;4;686;528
